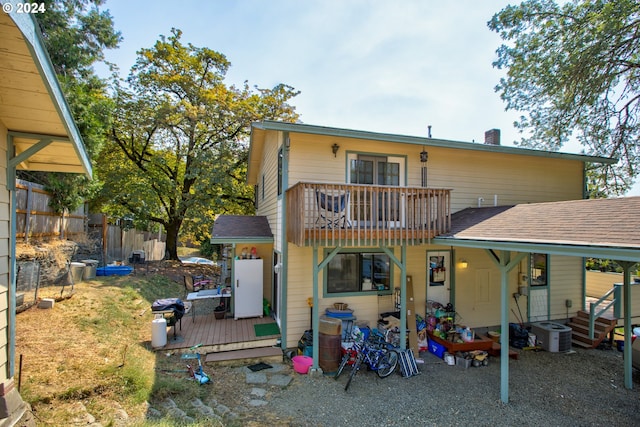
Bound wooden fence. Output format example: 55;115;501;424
16;179;86;241
16;180;166;263
88;214;166;264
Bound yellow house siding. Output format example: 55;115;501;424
255;131;281;238
288;133;348;186
256;127;592;345
284;244;313;347
421;148;584;209
453;248;519;327
405;246;429;317
547;255;583;320
285;132;584;213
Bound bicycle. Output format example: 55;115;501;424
335;328;398;390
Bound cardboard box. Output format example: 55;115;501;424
319;316;342;335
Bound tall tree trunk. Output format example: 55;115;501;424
165;222;180;260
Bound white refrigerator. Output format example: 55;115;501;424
234;259;263;319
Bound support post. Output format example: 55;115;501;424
486;249;526;403
619;261;635;390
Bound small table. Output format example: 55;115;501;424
186;290;231;322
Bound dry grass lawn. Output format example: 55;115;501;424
15;268;249;426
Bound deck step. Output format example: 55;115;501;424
204;346;283;364
569;309;618;349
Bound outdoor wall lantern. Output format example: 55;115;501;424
332;143;340;157
459;259;468;269
420;148;429;163
420;146;429;187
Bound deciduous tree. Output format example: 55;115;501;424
489;0;640;195
31;0;121;211
101;29;298;259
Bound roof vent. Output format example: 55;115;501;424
484;129;500;145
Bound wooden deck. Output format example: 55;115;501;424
158;313;281;356
286;182;451;247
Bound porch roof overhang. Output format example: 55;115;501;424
210;215;274;244
432;197;640;262
0;7;91;177
431;197;640;401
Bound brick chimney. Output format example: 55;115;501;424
484;129;500;145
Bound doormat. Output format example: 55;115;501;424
247;362;273;372
254;323;280;337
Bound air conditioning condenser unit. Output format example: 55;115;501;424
531;321;572;352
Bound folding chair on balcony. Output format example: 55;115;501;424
315;190;351;229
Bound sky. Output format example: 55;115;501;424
96;0;640;196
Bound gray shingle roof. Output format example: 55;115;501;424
211;215;273;240
443;197;640;249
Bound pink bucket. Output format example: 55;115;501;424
292;355;313;374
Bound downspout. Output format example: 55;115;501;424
6;134;16;378
280;132;289;351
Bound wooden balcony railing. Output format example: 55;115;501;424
286;182;451;247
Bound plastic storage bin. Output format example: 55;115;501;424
69;262;85;283
82;259;98;280
428;339;445;358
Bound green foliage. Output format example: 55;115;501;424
29;0;121;212
100;29;299;259
489;0;640;195
197;240;219;259
43;173;98;213
38;0;121;79
586;258;623;273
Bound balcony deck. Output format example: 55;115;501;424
287;182;451;247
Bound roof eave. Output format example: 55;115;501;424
252;120;616;165
7;6;92;177
433;236;640;263
210;237;274;244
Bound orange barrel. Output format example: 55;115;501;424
318;332;342;373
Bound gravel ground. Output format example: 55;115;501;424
252;345;640;427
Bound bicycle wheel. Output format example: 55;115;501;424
334;351;351;380
376;349;398;378
345;353;362;391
